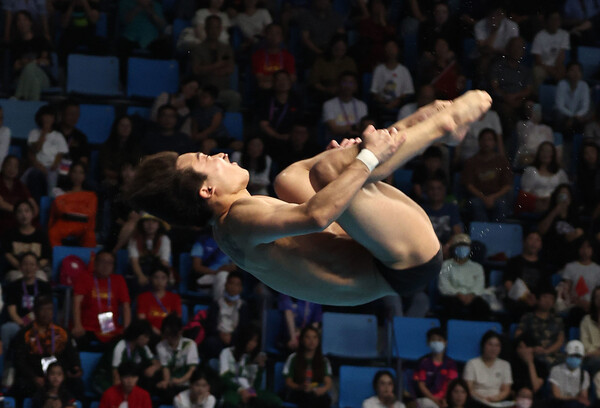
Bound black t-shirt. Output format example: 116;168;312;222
505;255;549;294
7;278;52;317
62;127;91;164
2;228;52;262
32;388;75;408
258;94;303;135
511;356;548;397
11;36;52;62
141;130;193;156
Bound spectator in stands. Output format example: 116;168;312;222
99;362;152;408
0;107;11;167
300;0;344;63
57;100;90;166
137;264;182;336
504;231;548;320
23;105;68;202
72;250;131;346
10;10;53;101
234;0;272;46
203;271;249;359
563;0;600;47
559;238;600;327
252;23;296;91
397;84;436;121
99;116;140;189
1;252;52;355
584;107;600;145
173;369;216;408
576;141;600;216
539;184;584;268
446;379;474;408
515;286;565;367
531;10;569;91
32;362;77;408
423;173;463;259
191;85;231;154
454;109;504;168
438;234;491;322
191;0;231;45
581;286;600;376
418;1;460;54
323;71;368;139
94;319;160;393
464;331;512;407
53;161;93;196
105;161;141;253
258;70;303;158
277;121;321;170
12;295;84;400
128;213;172;291
55;0;102;66
510;335;547;398
370;39;414;122
117;0;169;59
309;35;357;104
461;128;513;223
414;327;459;408
490;36;533;135
219;325;281;408
0;155;37;241
191;228;236;297
362;370;405;408
411;146;447;203
142;105;193;156
549;340;591;408
190;15;240;112
151;78;199;138
231;137;272;196
3;0;50;43
419;37;465;100
283;326;332;408
2;200;51;280
519;142;569;214
355;0;394;73
555;62;591;135
156;314;200;403
513;101;556;170
278;294;322;351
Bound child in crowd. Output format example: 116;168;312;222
99;362;152;408
137;264;182;337
362;370;405;408
32;362;77;408
173;369;216;408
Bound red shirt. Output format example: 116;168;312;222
74;272;130;341
99;385;152;408
136;291;182;330
251;49;296;76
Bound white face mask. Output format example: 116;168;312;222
515;397;532;408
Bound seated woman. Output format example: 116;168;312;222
445;379;475;408
513;101;556;169
151;78;199;137
282;327;332;408
173;369;216;408
32;362;77;408
519;142;568;214
463;331;512;408
0;155;38;236
99;116;141;189
362;370;406;408
231;137;273;196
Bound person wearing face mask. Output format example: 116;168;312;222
438;234;491;322
513;387;534;408
549;340;591;408
414;328;458;408
202;271;250;360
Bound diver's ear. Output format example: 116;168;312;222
199;185;214;199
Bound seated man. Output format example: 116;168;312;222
251;23;296;91
127;91;492;307
531;11;569;90
323;71;369;141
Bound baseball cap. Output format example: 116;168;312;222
565;340;585;356
449;233;472;248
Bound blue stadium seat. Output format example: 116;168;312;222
446;320;502;362
393;169;413;194
90;402;100;408
178;253;208;301
569;327;580;340
509;323;518;339
40;195;53;228
489;270;504;287
23;398;32;408
578;46;600;81
339;366;396;408
263;309;283;355
96;12;107;37
4;397;16;408
126;106;152;119
67;54;121;96
193;304;209;315
115;249;130;275
80;351;103;397
322;312;379;359
223;112;243;141
392;317;440;360
172;18;191;47
539;84;557;118
469;222;523;260
8;144;21;158
78;104;116;145
274;361;300;408
0;99;46;139
551;273;562;287
127;58;179;99
52;246;95;283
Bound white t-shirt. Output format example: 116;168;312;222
0;126;11;167
514;120;554;167
562;261;600;302
549;364;590;397
156;337;199;371
463;357;513;398
460;110;503;161
474;17;519;51
323;97;368;127
531;29;570;66
520;166;569;198
370;63;414;101
112;339;154;368
438;259;486;296
127;235;171;264
218;347;260;390
397;102;417;121
27;129;69;169
234;9;272;41
173;390;216;408
362;396;405;408
192;9;231;43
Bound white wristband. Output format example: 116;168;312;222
356;148;379;172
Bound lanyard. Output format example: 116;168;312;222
265;51;283;70
269;98;289;130
35;325;55;355
94;277;112;311
152;292;168;314
338;98;358;126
